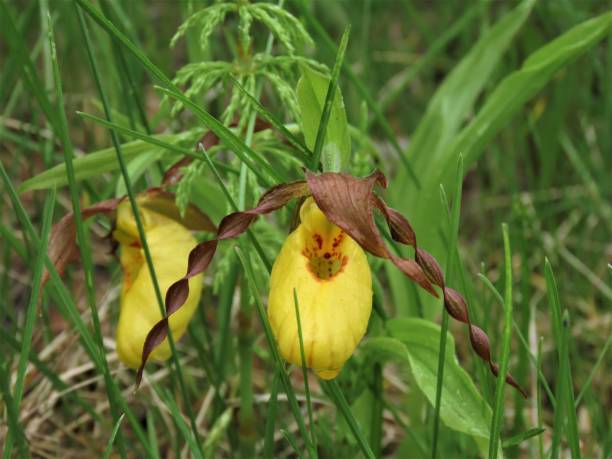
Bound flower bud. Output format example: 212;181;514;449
113;200;203;368
268;198;372;379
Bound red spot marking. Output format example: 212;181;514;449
129;240;142;248
313;233;323;250
324;252;331;259
332;233;344;248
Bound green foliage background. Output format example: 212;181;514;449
0;1;610;458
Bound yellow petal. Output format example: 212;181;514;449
114;201;203;368
268;198;372;379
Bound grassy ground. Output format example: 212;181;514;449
1;1;610;458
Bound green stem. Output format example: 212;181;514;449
432;156;464;458
488;223;514;459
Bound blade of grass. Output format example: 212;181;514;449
146;410;162;459
536;337;545;459
320;380;376;459
501;427;545;449
102;414;126;459
158;387;204;459
370;362;383;458
0;362;28;459
293;288;317;455
75;7;203;456
202;408;233;458
1;176;47;459
76;111;239;175
0;221;27;260
99;0;151;134
311;25;350;171
0;0;36;105
477;272;556;408
432;155;463;459
575;332;612;406
545;259;581;458
48;10;128;457
0;0;61;135
281;429;305;459
238;270;256;457
263;371;281;459
13;187;55;407
230;75;312;164
550;308;568;459
215;258;240;384
488;223;514;459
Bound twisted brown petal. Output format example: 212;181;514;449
374;192;527;398
136;180;310;385
43;198;122;287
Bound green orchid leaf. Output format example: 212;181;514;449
296;65;350;172
19;136;176;193
362;318;501;457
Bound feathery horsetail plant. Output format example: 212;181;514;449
137;167;527;396
167;0;326;216
168;1;323;125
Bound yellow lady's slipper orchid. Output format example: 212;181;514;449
268;198;372;379
113;200;203;368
